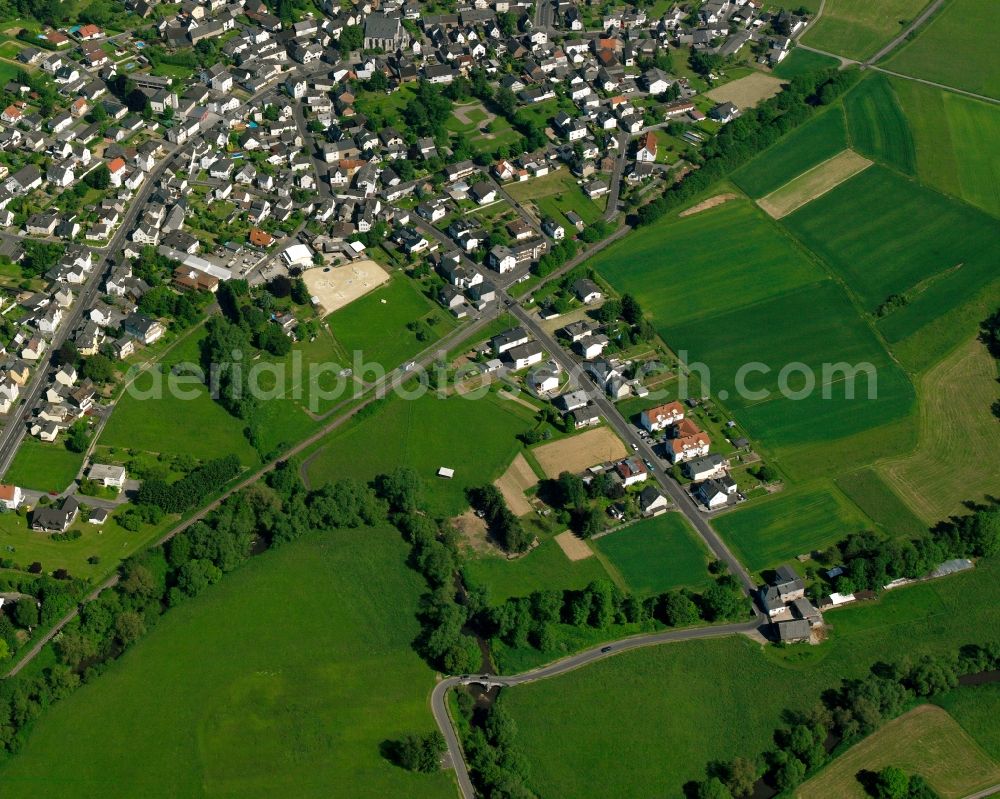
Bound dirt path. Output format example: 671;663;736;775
494;453;538;516
679;193;739;217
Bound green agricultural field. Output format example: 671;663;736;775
883;0;1000;99
594;514;712;596
844;74;916;174
712;484;869;571
0;506;174;583
781;165;1000;349
4;438;87;494
732;106;849;197
795;705;1000;799
304;391;536;517
463;536;610;604
593;200;825;327
771;48;841;78
934;684;1000;761
800;0;932;61
0;529;454;799
502;557;1000;798
326;275;456;371
835;467;927;537
894;78;1000;217
665;280;916;456
506;169;605;227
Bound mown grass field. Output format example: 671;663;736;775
800;0;931;61
835;467;928;537
666;279;915;454
712;483;869;571
0;529;454;799
795;704;1000;799
463;535;609;604
4;438;86;494
877;337;1000;523
326;275;456;371
844;74;916;174
99;329;262;467
304;391;536;518
934;683;1000;761
883;0;1000;99
593;200;825;326
894;78;1000;217
781;165;1000;351
503;557;1000;798
732;106;849;197
594;514;712;596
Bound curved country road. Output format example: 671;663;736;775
431;616;764;799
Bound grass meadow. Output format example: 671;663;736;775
712;483;869;571
844;74;916;174
0;529;454;799
795;705;1000;799
503;557;1000;798
732;106;849;197
506;169;606;228
893;78;1000;217
304;390;536;517
934;683;1000;761
463;535;610;604
800;0;932;61
835;467;928;537
884;0;1000;99
781;165;1000;350
771;48;841;78
594;513;713;596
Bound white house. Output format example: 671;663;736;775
640;401;685;432
87;463;127;490
0;483;24;510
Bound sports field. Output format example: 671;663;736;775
712;484;869;571
502;558;1000;798
594;513;712;596
844;74;916;174
757;149;871;219
782;165;1000;350
302;260;390;315
934;683;1000;761
795;705;1000;799
877;337;1000;523
326;275;456;371
883;0;1000;99
304;391;536;517
800;0;931;61
0;529;454;799
894;78;1000;217
732;106;849;197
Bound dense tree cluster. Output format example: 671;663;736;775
135;454;241;514
478;573;747;656
635;67;860;228
385;731;447;773
459;695;536;799
468;485;532;553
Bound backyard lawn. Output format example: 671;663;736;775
0;528;455;799
506;169;606;228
